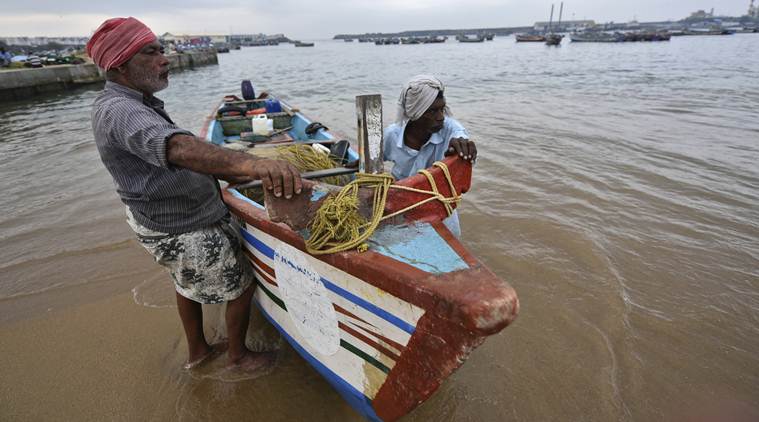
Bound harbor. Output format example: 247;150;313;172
0;51;217;102
1;4;758;422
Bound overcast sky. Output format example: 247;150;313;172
0;0;752;39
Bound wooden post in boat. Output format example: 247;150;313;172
355;94;384;174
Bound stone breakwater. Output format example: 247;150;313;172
0;51;218;102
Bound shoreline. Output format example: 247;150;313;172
0;262;359;421
0;51;218;103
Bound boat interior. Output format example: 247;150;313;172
207;96;360;206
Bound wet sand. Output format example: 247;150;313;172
0;246;362;421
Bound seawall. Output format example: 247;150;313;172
0;51;218;102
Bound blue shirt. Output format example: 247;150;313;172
383;117;469;236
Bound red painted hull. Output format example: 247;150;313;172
222;156;518;420
205;97;518;421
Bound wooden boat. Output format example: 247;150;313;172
682;28;734;36
422;36;447;43
570;32;622;43
545;34;563;46
201;92;518;421
515;34;546;42
544;2;564;46
456;34;485;43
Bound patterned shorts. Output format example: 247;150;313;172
126;208;254;304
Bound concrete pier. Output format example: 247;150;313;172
0;51;218;102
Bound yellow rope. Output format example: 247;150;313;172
246;144;349;186
305;161;462;255
241;144;349;202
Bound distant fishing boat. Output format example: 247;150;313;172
400;37;421;44
544;2;565;46
248;40;278;47
570;31;622;43
422;36;447;43
545;34;563;45
515;34;547;42
202;89;518;421
681;28;735;36
570;31;671;43
294;41;315;47
456;34;485;43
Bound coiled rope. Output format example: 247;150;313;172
305;161;461;255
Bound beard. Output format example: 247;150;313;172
126;62;169;94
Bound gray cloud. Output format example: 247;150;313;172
1;0;752;38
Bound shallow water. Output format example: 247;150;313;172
1;35;757;421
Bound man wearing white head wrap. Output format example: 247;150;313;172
384;75;478;237
395;75;451;124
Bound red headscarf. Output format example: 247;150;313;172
86;17;156;71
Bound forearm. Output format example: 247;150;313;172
166;134;303;198
166;134;257;178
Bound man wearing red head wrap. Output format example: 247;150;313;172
86;17;157;71
90;17;302;373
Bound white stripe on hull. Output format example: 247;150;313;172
244;225;425;399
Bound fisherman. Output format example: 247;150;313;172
383;75;477;237
88;17;302;372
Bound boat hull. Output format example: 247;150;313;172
224;189;518;421
203;95;518;421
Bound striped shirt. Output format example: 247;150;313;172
92;81;228;234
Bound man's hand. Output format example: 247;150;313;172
251;159;303;199
446;138;477;162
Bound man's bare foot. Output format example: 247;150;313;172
183;342;228;370
226;350;277;373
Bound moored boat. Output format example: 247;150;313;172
456;34;485;43
515;34;547;42
543;2;564;46
545;33;563;46
201;91;519;421
570;31;622;42
294;41;315;47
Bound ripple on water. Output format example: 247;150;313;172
1;36;758;421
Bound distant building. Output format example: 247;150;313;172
687;9;715;20
533;20;595;32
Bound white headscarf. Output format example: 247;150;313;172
395;74;451;124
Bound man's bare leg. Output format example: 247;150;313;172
225;283;275;370
175;292;212;364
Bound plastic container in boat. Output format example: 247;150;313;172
265;99;282;113
251;114;273;135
